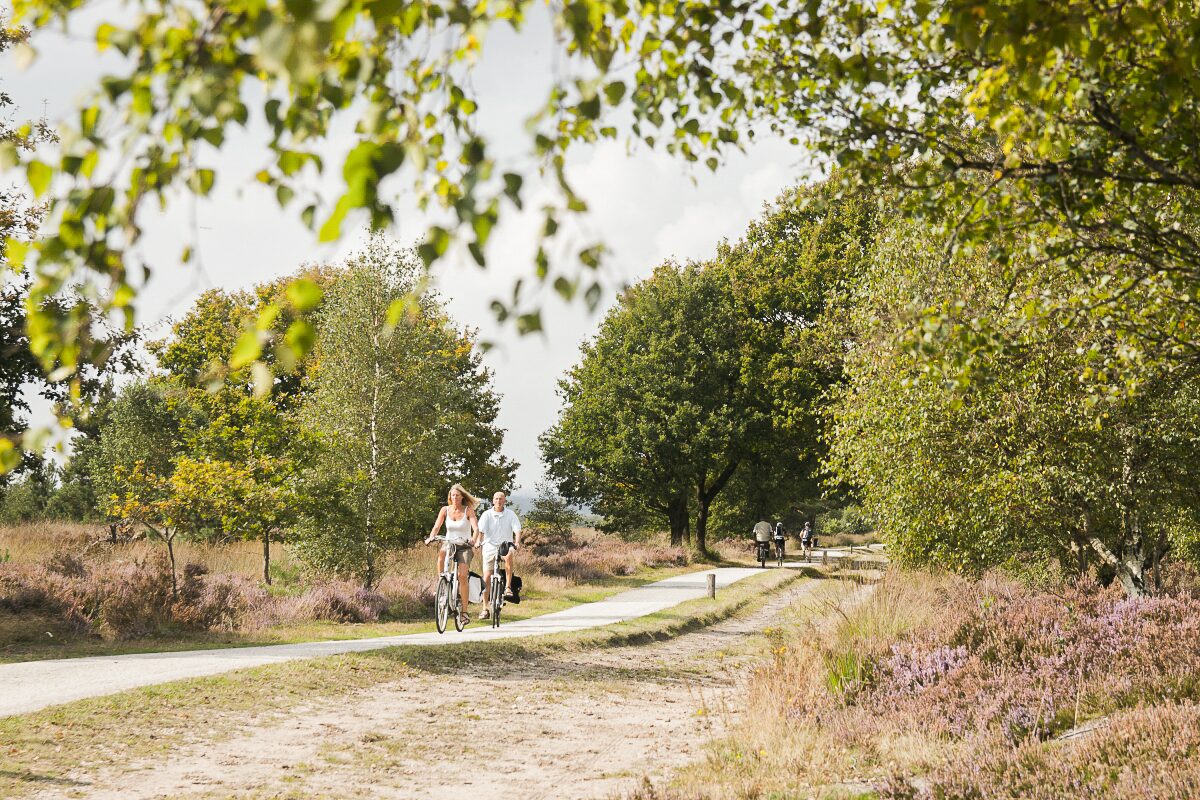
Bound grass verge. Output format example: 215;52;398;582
0;566;801;798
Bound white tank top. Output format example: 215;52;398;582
445;509;471;544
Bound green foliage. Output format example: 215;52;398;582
0;455;55;524
293;238;516;586
543;181;875;549
542;260;771;552
814;503;873;538
827;205;1200;593
8;0;1199;447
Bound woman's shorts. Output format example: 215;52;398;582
443;542;473;565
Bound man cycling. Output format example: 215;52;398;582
773;521;787;562
477;491;522;619
800;521;815;560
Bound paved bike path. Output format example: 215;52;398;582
0;567;761;718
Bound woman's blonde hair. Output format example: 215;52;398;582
446;483;478;510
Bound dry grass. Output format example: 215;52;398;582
822;531;880;549
0;520;303;578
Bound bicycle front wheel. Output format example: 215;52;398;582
435;576;451;634
491;577;503;628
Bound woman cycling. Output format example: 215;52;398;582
425;483;481;628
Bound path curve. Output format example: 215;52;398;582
0;567;761;718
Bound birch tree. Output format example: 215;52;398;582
295;239;514;586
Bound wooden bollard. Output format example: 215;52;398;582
707;573;716;598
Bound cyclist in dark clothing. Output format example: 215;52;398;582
773;521;786;563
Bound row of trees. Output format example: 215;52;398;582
3;239;515;589
542;174;1200;595
540;181;875;552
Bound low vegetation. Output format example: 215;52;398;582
0;521;690;660
653;567;1200;799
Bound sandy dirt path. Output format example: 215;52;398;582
38;578;827;800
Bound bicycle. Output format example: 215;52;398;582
429;535;468;633
774;537;785;567
484;542;513;629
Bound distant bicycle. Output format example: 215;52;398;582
429;535;467;633
775;536;785;567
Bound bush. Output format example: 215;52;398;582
97;559;176;639
815;503;873;537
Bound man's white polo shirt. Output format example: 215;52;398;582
479;507;522;545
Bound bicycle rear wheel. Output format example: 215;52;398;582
435;576;451;634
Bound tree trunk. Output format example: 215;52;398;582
693;461;738;558
364;331;381;590
1088;533;1147;597
262;531;271;585
667;497;688;547
694;495;710;557
166;532;178;599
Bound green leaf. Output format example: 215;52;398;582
27;161;52;198
516;311;543;334
230;331;263;369
604;80;626;105
286;278;323;311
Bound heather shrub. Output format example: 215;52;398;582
46;550;88;578
96;558;176;639
293;582;390;623
374;573;436;618
731;567;1200;796
879;702;1200;799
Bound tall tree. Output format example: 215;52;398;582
296;239;515;586
542;261;766;553
150;279;327;582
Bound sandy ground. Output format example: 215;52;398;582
36;580;827;800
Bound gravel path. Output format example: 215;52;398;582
0;567;761;718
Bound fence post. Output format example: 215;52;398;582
822;550;828;566
706;573;716;599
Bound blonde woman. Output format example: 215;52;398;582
425;483;482;627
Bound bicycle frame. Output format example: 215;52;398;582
432;536;468;633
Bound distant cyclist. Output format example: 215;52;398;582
800;521;815;559
477;491;522;619
425;483;481;628
773;521;787;562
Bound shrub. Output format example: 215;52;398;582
46;550;88;578
96;558;176;639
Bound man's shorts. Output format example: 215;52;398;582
481;541;513;572
442;542;473;566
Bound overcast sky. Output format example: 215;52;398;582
4;7;817;494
